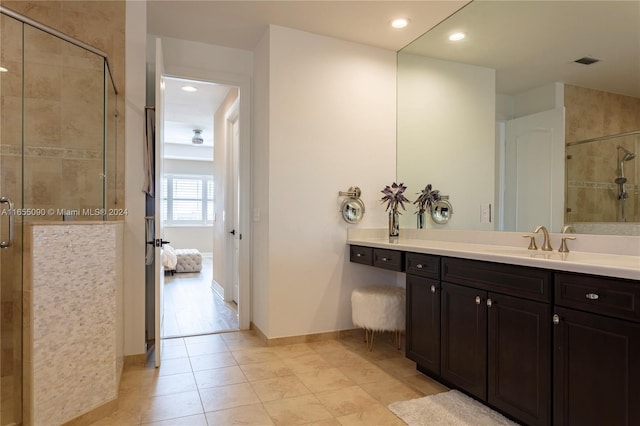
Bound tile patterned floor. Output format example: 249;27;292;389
91;331;448;425
163;255;239;337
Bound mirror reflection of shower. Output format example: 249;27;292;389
616;145;636;222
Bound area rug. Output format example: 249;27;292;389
388;390;519;426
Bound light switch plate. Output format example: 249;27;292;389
480;203;491;223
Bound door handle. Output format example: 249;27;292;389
0;196;15;248
154;239;170;247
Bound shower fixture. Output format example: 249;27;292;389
615;145;636;221
192;129;204;145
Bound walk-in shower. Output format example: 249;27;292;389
566;131;639;224
0;6;117;424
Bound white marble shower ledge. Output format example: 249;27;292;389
347;228;640;281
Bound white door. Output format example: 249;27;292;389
503;108;565;232
224;99;240;304
154;38;166;367
231;117;240;303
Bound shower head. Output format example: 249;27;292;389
617;145;636;161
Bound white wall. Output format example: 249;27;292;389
164;158;213;175
397;53;496;231
163;227;213;253
253;25;399;339
252;30;271;333
497;82;564;120
123;0;147;356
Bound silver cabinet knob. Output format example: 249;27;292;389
553;314;560;325
430;285;436;293
586;293;600;300
381;257;388;262
356;253;362;257
416;264;423;269
475;296;481;305
486;298;493;308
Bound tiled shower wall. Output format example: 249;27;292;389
3;0;126;219
565;85;640;224
24;222;123;426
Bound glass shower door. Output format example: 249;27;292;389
0;12;24;426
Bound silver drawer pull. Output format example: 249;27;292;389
430;285;436;293
356;253;363;257
475;296;481;305
381;257;388;261
586;293;600;300
553;314;560;325
486;298;493;308
416;264;423;269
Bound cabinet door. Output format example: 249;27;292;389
441;282;487;400
406;274;440;375
488;293;551;426
554;307;640;426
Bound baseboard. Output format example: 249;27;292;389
249;322;361;347
62;397;118;426
211;279;224;299
124;353;146;368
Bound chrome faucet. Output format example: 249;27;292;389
532;225;553;251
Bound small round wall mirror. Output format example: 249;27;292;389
341;198;365;224
431;199;453;224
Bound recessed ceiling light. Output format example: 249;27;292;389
181;85;197;92
449;32;466;41
391;18;410;29
0;66;7;72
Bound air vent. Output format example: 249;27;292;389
574;57;600;65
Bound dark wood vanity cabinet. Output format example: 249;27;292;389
349;244;640;426
553;272;640;426
488;292;551;426
441;258;552;426
405;253;441;375
440;281;488;399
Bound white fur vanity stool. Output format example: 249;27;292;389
351;285;405;351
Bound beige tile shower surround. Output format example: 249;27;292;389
24;222;124;426
2;0;126;213
564;85;640;225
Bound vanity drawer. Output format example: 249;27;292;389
441;257;551;302
406;252;440;279
350;245;373;266
555;272;640;322
373;248;405;272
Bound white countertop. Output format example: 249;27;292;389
347;229;640;281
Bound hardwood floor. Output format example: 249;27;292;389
162;255;239;338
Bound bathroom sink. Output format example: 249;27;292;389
484;248;567;260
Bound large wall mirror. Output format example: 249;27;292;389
397;0;640;235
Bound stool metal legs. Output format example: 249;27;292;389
362;329;402;351
364;329;376;351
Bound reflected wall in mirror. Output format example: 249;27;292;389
397;1;640;235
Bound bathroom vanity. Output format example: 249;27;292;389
348;229;640;426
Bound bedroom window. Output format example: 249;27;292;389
162;174;214;225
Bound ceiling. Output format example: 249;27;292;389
148;1;468;149
150;0;640;149
163;77;231;146
402;0;640;97
147;1;468;52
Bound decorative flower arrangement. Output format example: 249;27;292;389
380;182;411;214
414;184;441;214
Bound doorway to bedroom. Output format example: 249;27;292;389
160;76;240;338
